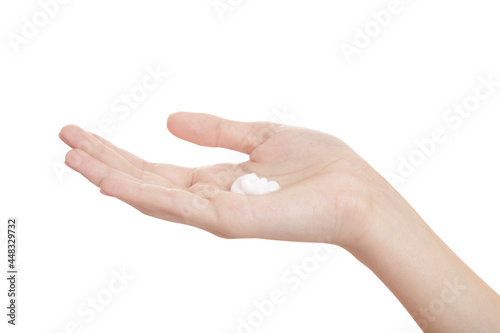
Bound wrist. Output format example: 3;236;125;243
343;184;423;260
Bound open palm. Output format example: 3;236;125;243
60;112;384;247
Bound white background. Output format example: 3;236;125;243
1;0;499;332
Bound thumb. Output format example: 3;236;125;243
167;112;276;155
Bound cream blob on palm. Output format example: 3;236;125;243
230;173;280;195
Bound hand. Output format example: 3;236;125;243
59;112;395;248
60;112;500;331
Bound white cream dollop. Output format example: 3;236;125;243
230;173;280;195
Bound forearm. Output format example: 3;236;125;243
348;193;500;332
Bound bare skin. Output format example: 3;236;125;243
60;112;500;332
